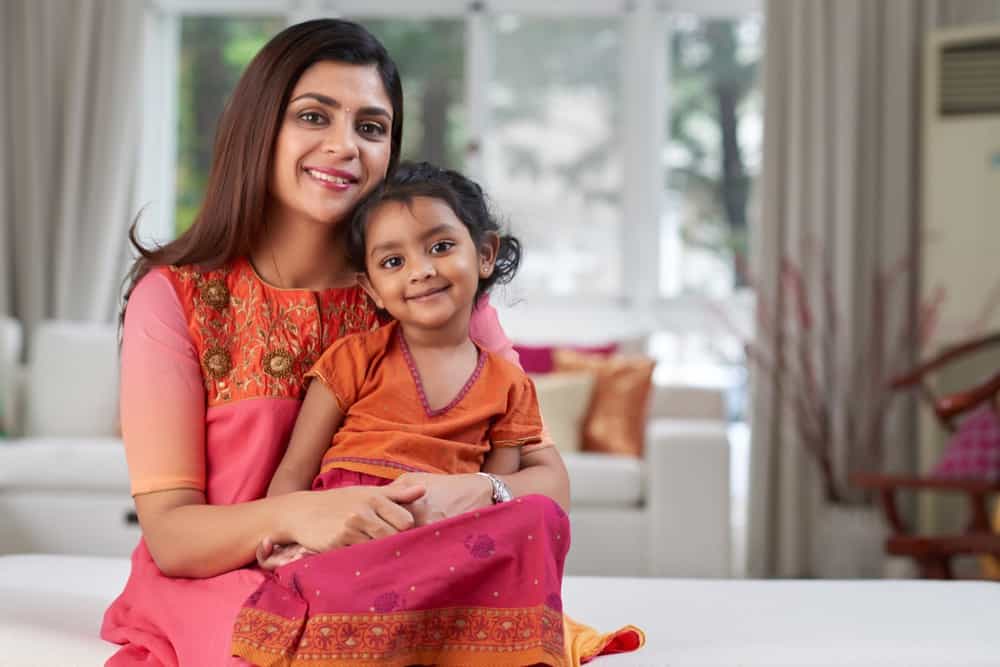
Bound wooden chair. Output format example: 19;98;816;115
853;332;1000;579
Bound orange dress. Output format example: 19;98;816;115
307;319;542;482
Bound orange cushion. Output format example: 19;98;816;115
552;349;655;458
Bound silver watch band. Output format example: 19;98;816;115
476;472;513;504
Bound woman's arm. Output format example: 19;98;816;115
135;484;424;578
123;272;421;578
268;382;344;496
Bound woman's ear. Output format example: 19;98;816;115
479;233;500;279
357;273;385;310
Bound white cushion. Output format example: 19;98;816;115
25;321;119;438
563;452;643;507
530;371;594;453
0;439;129;492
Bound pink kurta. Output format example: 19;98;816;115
102;259;642;666
101;260;533;666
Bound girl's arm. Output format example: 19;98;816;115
268;381;344;496
481;446;521;476
390;299;570;522
124;271;421;578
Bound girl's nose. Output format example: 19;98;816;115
409;259;436;282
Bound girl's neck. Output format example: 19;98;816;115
399;317;473;353
252;211;356;291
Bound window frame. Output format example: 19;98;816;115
140;0;760;331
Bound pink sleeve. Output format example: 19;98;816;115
471;295;554;454
470;295;519;366
120;270;207;496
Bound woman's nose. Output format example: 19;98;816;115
322;120;359;159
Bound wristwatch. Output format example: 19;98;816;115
476;472;513;504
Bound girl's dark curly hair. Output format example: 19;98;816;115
348;161;521;303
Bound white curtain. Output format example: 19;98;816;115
747;0;1000;578
1;0;143;337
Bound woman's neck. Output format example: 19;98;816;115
252;213;356;291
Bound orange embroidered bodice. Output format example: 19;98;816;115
162;257;380;407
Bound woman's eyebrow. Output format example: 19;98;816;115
289;92;391;120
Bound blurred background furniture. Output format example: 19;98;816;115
855;331;1000;579
0;316;732;578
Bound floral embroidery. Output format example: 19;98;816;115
165;259;380;407
231;605;566;666
199;279;229;311
202;346;232;379
263;349;294;378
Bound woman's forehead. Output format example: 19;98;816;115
290;61;391;112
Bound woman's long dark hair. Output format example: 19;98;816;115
121;19;404;323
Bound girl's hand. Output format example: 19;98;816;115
282;484;426;553
256;537;314;570
389;473;493;527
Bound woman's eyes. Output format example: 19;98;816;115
294;113;385;139
358;121;387;137
430;241;455;254
380;256;403;270
297;111;327;125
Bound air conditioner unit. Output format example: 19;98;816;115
920;25;1000;533
923;25;1000;346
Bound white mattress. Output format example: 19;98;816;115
0;554;998;666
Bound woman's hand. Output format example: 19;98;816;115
280;484;426;553
389;473;493;527
256;537;315;570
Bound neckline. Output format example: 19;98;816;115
397;326;487;418
240;256;359;294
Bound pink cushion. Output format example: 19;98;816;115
933;405;1000;482
513;342;618;374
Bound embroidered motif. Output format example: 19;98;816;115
199;279;229;311
263;349;294;378
231;604;566;665
202;346;232;378
165;259;380;407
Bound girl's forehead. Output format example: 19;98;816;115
367;197;467;238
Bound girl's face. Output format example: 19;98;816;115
359;197;498;334
269;61;393;228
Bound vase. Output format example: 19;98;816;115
811;503;886;579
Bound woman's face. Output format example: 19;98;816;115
269;61;393;228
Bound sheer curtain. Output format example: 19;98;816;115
1;0;143;339
748;0;1000;578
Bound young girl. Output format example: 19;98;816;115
257;161;541;567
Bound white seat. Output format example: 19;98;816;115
2;554;1000;666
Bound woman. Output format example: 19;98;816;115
102;19;639;666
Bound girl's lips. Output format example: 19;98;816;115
406;286;449;301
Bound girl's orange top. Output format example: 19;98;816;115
308;319;543;480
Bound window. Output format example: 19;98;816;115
487;16;623;298
661;14;763;298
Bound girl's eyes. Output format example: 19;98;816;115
379;256;403;270
430;240;455;254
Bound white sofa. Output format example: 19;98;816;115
0;315;731;577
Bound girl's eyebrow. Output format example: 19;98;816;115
289;92;392;121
